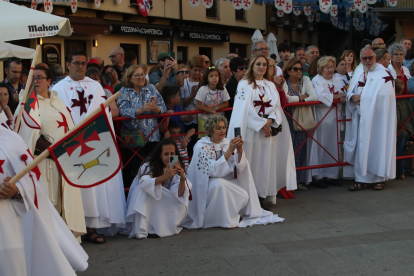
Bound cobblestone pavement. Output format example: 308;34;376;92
78;177;414;276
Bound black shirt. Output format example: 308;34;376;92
225;75;239;122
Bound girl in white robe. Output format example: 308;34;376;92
125;139;191;238
182;115;284;229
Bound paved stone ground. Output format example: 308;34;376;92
78;176;414;276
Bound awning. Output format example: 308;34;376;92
68;17;110;35
108;22;173;37
177;28;229;42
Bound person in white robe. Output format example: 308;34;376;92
0;124;88;275
14;65;86;239
124;139;191;238
227;54;297;209
182;115;284;229
307;57;347;188
52;50;126;242
344;47;396;191
335;58;351;88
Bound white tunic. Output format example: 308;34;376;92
344;64;396;182
124;163;191;238
182;137;284;229
53;76;126;233
307;74;346;179
228;79;297;200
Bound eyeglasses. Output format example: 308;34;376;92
393;53;404;56
178;70;189;74
361;56;374;61
132;73;146;79
237;66;248;71
33;76;47;82
257;47;270;52
70;61;87;67
105;69;116;76
108;53;120;59
291;67;303;72
215;126;227;130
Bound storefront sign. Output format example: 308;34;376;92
110;23;173;37
42;43;61;65
178;28;229;42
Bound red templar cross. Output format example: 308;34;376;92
66;130;101;157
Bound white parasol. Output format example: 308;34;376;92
266;33;280;62
0;43;36;61
251;29;264;43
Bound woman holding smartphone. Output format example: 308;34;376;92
124;139;191;238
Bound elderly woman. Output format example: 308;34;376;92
228;54;297;210
335;58;350;87
282;59;317;191
182;115;283;229
341;50;358;78
308;56;347;188
13;65;86;241
215;58;231;86
388;43;412;95
0;84;15;126
103;65;120;90
117;65;167;188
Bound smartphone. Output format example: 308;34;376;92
167;55;174;62
234;127;241;138
149;96;156;104
169;155;179;168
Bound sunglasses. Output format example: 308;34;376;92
237;66;247;71
361;56;374;61
291;67;303;72
178;70;189;74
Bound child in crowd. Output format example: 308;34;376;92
195;67;230;138
395;79;414;179
165;121;195;173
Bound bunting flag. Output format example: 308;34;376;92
350;3;356;11
338;22;344;29
242;0;252;10
293;7;301;16
189;0;200;7
388;0;397;7
358;1;367;12
31;0;38;9
346;6;351;15
19;77;40;130
319;0;332;14
284;0;292;14
233;0;243;10
303;6;311;16
330;4;338;16
277;9;284;17
70;0;77;13
95;0;101;8
316;13;320;22
331;16;338;26
353;18;359;27
203;0;213;9
43;0;53;13
48;104;121;188
275;0;285;10
308;13;314;22
366;0;377;4
345;21;350;30
137;0;150;17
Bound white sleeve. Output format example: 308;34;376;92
138;174;163;200
195;86;206;102
168;175;191;203
303;77;318;102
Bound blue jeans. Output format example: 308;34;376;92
396;136;407;175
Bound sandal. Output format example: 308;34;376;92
86;231;106;244
348;183;367;191
374;182;386;190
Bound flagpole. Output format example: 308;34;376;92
13;44;41;132
9;91;120;185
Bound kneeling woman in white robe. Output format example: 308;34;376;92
125;139;191;238
182;115;284;229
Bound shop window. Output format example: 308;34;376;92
235;9;246;21
64;40;87;61
199;47;212;61
120;43;140;64
206;0;219;19
229;43;247;59
177;46;188;65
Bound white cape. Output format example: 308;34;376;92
53;76;126;233
182;137;284;229
344;64;396;180
0;124;88;275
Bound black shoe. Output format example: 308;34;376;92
258;197;271;211
314;178;328;188
325;178;342;186
147;234;160;238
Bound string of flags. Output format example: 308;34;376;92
190;0;396;34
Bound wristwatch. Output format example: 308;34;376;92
12;189;22;200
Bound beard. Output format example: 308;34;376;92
363;63;376;72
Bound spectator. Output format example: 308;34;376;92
372;38;386;50
49;63;64;86
1;57;25;104
114;63;133;93
388;43;411;95
228;54;297;210
375;49;391;69
109;46;125;80
226;53;238;60
117;64;167;187
195;66;230;138
341;50;357;78
214;58;231;86
270;53;277;61
180;55;204;157
139;63;149;81
282;59;317;190
225;56;247;121
335;58;351;87
36;63;49;69
85;67;119;117
202;55;211;69
125;52;138;65
103;65;120;90
395;79;414;180
177;64;190;79
93;56;104;70
124;139;191;239
20;68;28;86
303;45;319;72
407;62;414;110
277;43;291;69
267;57;287;106
148;65;159;76
164;120;195;173
304;56;321;80
251;39;270;57
403;47;414;71
183;115;283;229
149;52;184;92
295;47;306;65
87;58;101;70
309;56;346;188
400;37;412;51
0;84;14;126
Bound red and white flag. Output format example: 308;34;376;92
71;0;77;13
358;1;367;13
319;0;332;14
203;0;213;9
308;14;314;22
330;4;338;17
346;6;351;15
331;16;338;26
31;0;38;9
137;0;150;17
233;0;243;10
339;22;344;29
275;0;285;11
277;9;284;17
316;13;320;22
284;0;292;14
388;0;397;7
350;3;356;11
293;7;301;16
242;0;252;10
189;0;200;7
95;0;101;8
354;0;363;9
353;18;359;27
43;0;53;13
304;6;311;16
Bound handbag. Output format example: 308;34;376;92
292;80;317;131
34;134;54;159
120;129;146;148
